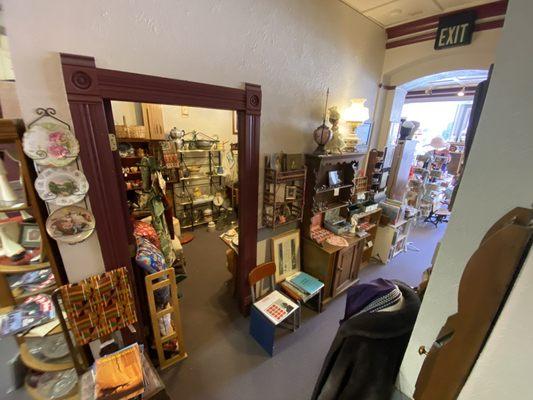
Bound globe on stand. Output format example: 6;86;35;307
313;124;332;155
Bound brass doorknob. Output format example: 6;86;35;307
418;345;428;355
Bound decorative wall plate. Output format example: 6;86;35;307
118;142;134;158
23;123;79;167
35;168;89;206
46;206;95;244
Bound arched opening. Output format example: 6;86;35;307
359;68;490;299
385;69;489;148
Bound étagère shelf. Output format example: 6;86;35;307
262;162;306;229
0;119;73;400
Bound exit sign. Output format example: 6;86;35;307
434;10;476;50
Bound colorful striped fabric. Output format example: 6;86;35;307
60;267;137;346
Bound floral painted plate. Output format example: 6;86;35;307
23;123;79;167
35;167;89;206
46;205;95;244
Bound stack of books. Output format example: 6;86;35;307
94;343;144;400
0;294;56;337
281;272;324;302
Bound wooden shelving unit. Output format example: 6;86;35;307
302;153;365;236
262;164;306;229
372;218;414;263
0;120;74;400
300;152;367;307
351;208;382;266
365;147;394;193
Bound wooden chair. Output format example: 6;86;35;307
248;262;300;355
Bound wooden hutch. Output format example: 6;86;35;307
301;152;368;306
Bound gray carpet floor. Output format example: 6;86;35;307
1;222;447;400
160;221;447;400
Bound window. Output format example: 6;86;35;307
400;100;473;154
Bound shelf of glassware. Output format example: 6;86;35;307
25;381;79;400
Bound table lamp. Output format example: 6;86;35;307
342;98;369;151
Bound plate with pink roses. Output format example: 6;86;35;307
23;123;79;167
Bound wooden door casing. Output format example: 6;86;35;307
60;53;261;315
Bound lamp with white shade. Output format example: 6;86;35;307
342;98;369;152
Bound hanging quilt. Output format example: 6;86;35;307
60;267;137;346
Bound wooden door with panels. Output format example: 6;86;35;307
333;245;355;297
332;241;363;298
414;207;533;400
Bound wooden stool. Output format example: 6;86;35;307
179;232;195;245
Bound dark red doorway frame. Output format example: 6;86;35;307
60;53;260;314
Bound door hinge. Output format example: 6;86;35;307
108;133;117;151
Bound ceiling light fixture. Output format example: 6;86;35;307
457;87;466;97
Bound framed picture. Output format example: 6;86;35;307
271;229;300;283
20;223;41;248
285;154;304;171
285;185;297;200
356;121;373;153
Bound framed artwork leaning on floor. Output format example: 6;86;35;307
271;229;300;283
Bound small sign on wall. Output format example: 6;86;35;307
434;10;476;50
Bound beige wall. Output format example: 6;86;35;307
382;29;502;86
161;106;233;142
0;81;21;118
398;0;533;396
373;28;502;151
3;0;385;279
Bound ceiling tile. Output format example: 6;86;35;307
343;0;399;13
365;0;441;27
434;0;493;10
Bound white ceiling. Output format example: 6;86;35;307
402;69;489;91
341;0;495;28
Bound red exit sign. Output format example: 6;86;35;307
435;10;476;50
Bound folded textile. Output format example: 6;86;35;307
355;285;402;316
342;278;398;322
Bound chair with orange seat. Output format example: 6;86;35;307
248;262;300;355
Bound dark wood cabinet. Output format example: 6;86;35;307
333;245;356;297
302;153;366;237
300;152;367;306
303;236;363;304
